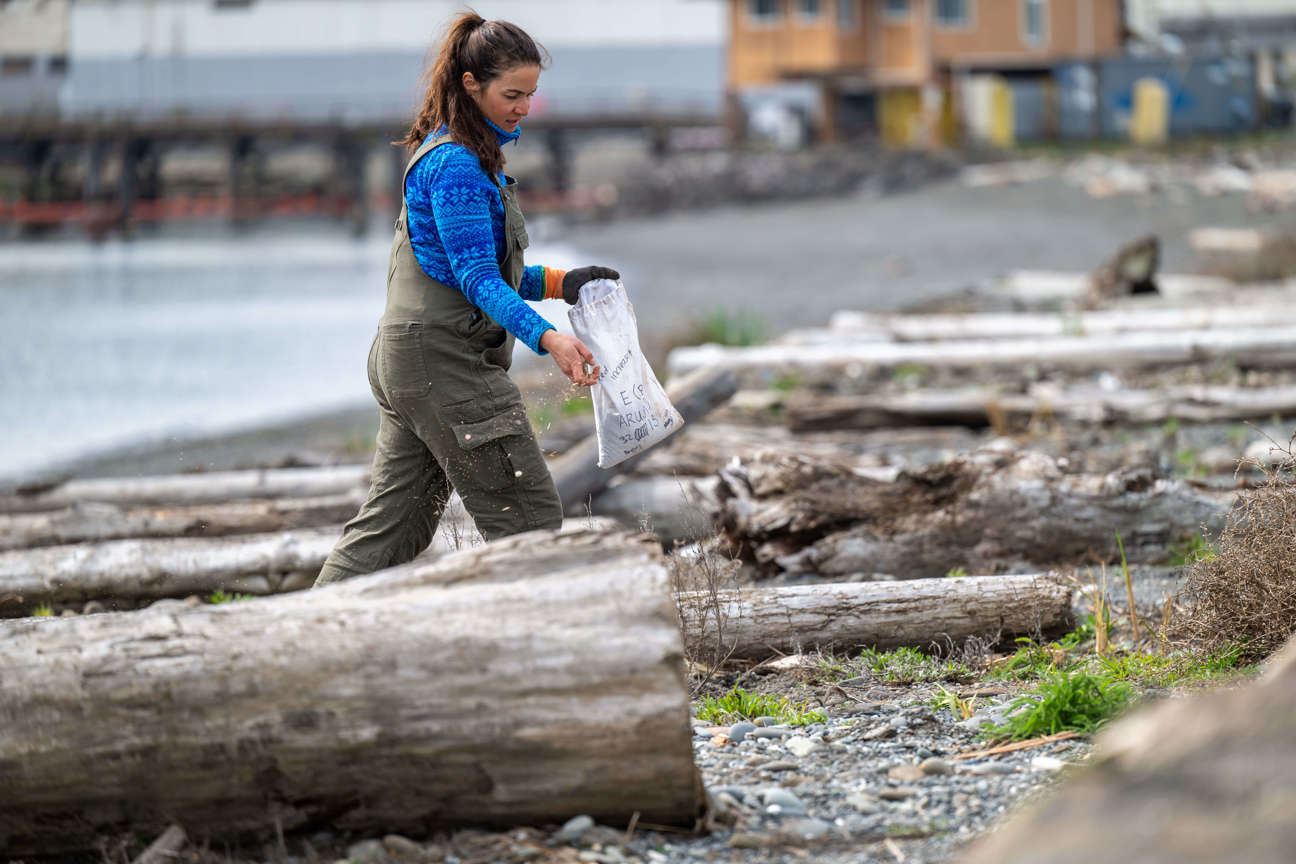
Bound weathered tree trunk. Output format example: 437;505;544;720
1;465;369;513
680;574;1074;660
775;385;1296;432
718;450;1233;579
589;476;722;544
820;304;1296;344
0;528;703;855
550;366;738;513
0;492;365;551
629;423;911;477
668;327;1296;379
994;270;1240;307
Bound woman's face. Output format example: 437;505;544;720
464;64;540;132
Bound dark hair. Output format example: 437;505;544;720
399;11;548;178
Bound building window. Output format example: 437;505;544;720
1022;0;1046;44
837;0;857;29
935;0;969;28
884;0;909;20
796;0;822;21
747;0;781;24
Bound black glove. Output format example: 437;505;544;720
562;265;620;305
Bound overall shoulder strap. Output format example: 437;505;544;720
400;133;456;187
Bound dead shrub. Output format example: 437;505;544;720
668;537;742;694
1173;434;1296;661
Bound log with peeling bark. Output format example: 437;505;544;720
679;573;1074;660
0;527;703;855
717;449;1233;579
0;465;369;514
774;385;1296;432
815;304;1296;344
550;365;737;514
0;491;365;551
667;327;1296;380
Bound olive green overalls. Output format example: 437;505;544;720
314;134;563;587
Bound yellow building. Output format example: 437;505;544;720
727;0;1124;146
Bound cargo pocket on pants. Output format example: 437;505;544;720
450;406;533;492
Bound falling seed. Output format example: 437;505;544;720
514;470;523;477
501;506;511;511
464;433;472;441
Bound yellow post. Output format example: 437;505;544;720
988;77;1015;149
1130;77;1169;145
879;87;922;149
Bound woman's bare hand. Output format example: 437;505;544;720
540;330;600;386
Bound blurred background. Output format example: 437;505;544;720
3;0;1296;484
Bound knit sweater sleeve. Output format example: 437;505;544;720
424;147;555;354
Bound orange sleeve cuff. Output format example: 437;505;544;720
543;267;567;300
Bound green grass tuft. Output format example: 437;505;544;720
208;590;255;604
32;603;54;617
983;671;1133;741
696;685;826;727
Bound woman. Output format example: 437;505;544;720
315;12;618;587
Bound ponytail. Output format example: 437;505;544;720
399;10;548;178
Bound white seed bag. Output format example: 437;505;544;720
568;279;683;468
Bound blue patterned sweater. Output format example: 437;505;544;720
405;121;555;355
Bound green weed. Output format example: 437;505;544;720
208;590;255;604
982;671;1133;741
1168;532;1217;567
989;637;1067;682
1175;447;1208;480
32;603;53;617
695;685;826;727
1160;417;1181;438
944;566;969;579
929;685;978;720
891;364;926;387
857;646;976;684
772;374;801;393
698;310;766;347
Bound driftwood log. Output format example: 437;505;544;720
0;491;365;551
679;574;1074;660
0;527;704;855
1;465;369;514
718;449;1232;579
773;385;1296;432
550;365;738;513
668;327;1296;380
820;304;1296;344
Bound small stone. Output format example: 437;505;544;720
82;601;106;615
753;716;781;727
780;818;831;840
747;755;771;767
1031;755;1066;773
760;788;807;814
863;724;895;741
183;595;202;607
762;760;799;772
967;761;1016;775
554;814;595;844
728;721;757;743
958;715;988;732
382;834;424;857
878;786;918;801
887;765;926;783
344;840;385;864
785;736;821;758
845;792;880;813
752;727;792;739
727;832;773;849
59;608;77;617
920;757;953;776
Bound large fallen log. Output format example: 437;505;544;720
0;527;704;855
0;464;369;514
0;491;365;552
816;304;1296;344
774;384;1296;432
550;365;737;514
718;449;1232;579
668;327;1296;380
679;574;1074;660
0;514;619;614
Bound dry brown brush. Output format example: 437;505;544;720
1173;438;1296;661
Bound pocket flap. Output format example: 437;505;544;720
452;406;530;450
